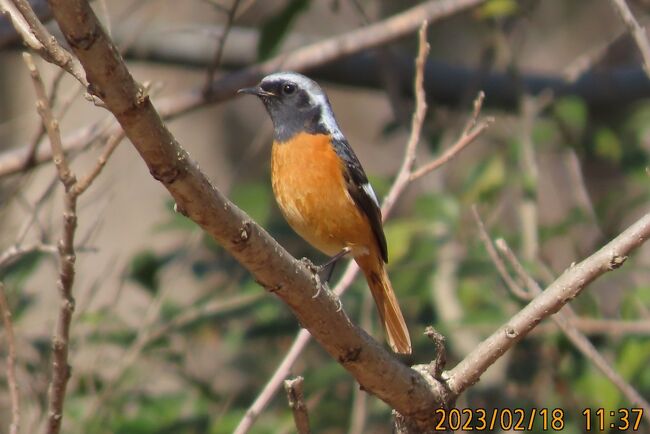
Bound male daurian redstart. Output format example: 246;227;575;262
239;72;412;354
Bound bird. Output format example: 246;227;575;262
239;72;412;355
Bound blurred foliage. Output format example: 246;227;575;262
257;0;311;61
1;1;650;434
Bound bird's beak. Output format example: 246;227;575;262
237;86;276;97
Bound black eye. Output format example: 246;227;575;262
282;83;296;95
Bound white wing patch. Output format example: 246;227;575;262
362;182;380;208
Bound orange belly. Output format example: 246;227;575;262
271;133;374;257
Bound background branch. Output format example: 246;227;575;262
447;209;650;396
609;0;650;78
493;238;650;427
0;282;20;434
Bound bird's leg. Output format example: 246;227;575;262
317;247;352;283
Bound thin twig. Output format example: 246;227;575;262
0;243;58;269
203;0;241;95
24;70;80;170
283;377;311;434
0;0;41;48
23;53;75;189
23;51;121;434
381;22;429;212
3;0;87;84
609;0;650;79
563;30;625;82
72;131;124;196
0;282;20;434
494;238;650;428
347;292;372;434
471;206;530;300
569;318;650;336
24;52;78;434
410;92;493;181
448;208;650;399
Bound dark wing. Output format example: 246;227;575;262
332;137;388;263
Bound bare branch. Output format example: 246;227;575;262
380;22;429;212
283;377;311;434
569;318;650;336
447;210;650;396
410;92;493;181
1;0;86;84
0;282;20;434
24;52;78;434
0;243;57;269
471;205;530;300
424;326;446;380
23;52;75;189
72;131;123;197
609;0;650;79
347;292;373;434
203;0;241;95
0;0;41;49
494;238;650;427
23;50;121;434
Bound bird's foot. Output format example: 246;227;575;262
316;247;352;283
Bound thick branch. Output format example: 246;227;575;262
447;211;650;396
45;0;462;428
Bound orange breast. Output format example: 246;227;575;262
271;132;375;257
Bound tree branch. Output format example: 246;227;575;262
1;0;86;84
410;91;493;181
447;209;650;396
493;238;650;427
283;377;311;434
44;1;462;429
23;50;122;434
24;51;78;434
0;282;20;434
609;0;650;79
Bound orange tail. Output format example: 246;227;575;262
356;254;412;355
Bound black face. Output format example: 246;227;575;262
248;79;327;142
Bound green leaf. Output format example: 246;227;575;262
594;127;623;163
576;366;621;410
476;0;518;19
128;250;174;293
257;0;310;61
617;338;650;380
383;219;421;264
554;96;587;137
231;182;272;224
461;154;506;203
413;193;460;227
